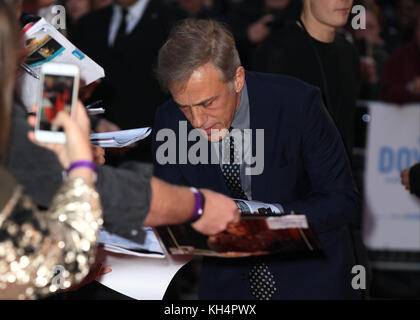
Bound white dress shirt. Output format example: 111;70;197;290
108;0;150;47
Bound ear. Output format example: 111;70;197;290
234;66;245;93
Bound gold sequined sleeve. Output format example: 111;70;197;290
0;178;103;300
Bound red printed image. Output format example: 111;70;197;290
40;75;74;131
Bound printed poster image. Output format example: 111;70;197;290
40;74;74;132
25;28;64;67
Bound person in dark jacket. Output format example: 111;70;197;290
380;15;420;105
252;0;370;298
224;0;302;69
253;0;360;157
153;18;361;300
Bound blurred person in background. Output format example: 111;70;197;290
224;0;302;68
63;0;92;41
382;0;419;53
23;0;58;24
0;0;102;299
166;0;223;18
22;0;56;15
93;0;113;9
72;0;184;164
5;0;22;19
380;15;420;104
253;0;359;158
353;8;388;100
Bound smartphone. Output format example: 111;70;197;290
35;62;80;143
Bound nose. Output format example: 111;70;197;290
190;106;207;128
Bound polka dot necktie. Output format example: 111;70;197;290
248;263;277;300
221;133;247;200
220;131;277;300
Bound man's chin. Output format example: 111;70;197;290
207;134;223;142
197;127;229;142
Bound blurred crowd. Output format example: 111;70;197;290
23;0;420;105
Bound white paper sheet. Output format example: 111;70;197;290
87;108;105;115
90;128;152;148
97;228;193;299
98;228;165;257
97;251;192;300
19;18;105;111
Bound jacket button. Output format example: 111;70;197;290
240;274;247;281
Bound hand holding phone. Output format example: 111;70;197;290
29;100;94;173
35;62;80;143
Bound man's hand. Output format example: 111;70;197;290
27;101;93;169
191;189;240;235
92;145;105;165
79;80;100;102
401;167;411;191
408;77;420;95
95;118;121;133
247;14;274;44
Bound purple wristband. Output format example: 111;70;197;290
66;161;97;175
189;187;204;222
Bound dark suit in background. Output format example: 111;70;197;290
252;22;360;157
252;23;371;298
73;1;185;163
153;72;362;299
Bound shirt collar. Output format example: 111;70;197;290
231;81;250;130
114;0;148;19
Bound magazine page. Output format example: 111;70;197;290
154;213;321;258
234;199;283;214
18;18;105;110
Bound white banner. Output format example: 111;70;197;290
363;102;420;251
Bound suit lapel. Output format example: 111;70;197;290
244;73;271;201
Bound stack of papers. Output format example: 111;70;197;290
98;228;165;258
97;249;192;300
90;127;152;148
87;108;105;115
97;228;192;299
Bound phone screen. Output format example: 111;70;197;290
39;74;75;132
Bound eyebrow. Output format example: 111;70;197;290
175;96;217;108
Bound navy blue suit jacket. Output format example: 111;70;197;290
152;72;362;299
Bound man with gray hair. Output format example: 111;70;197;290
153;19;361;299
